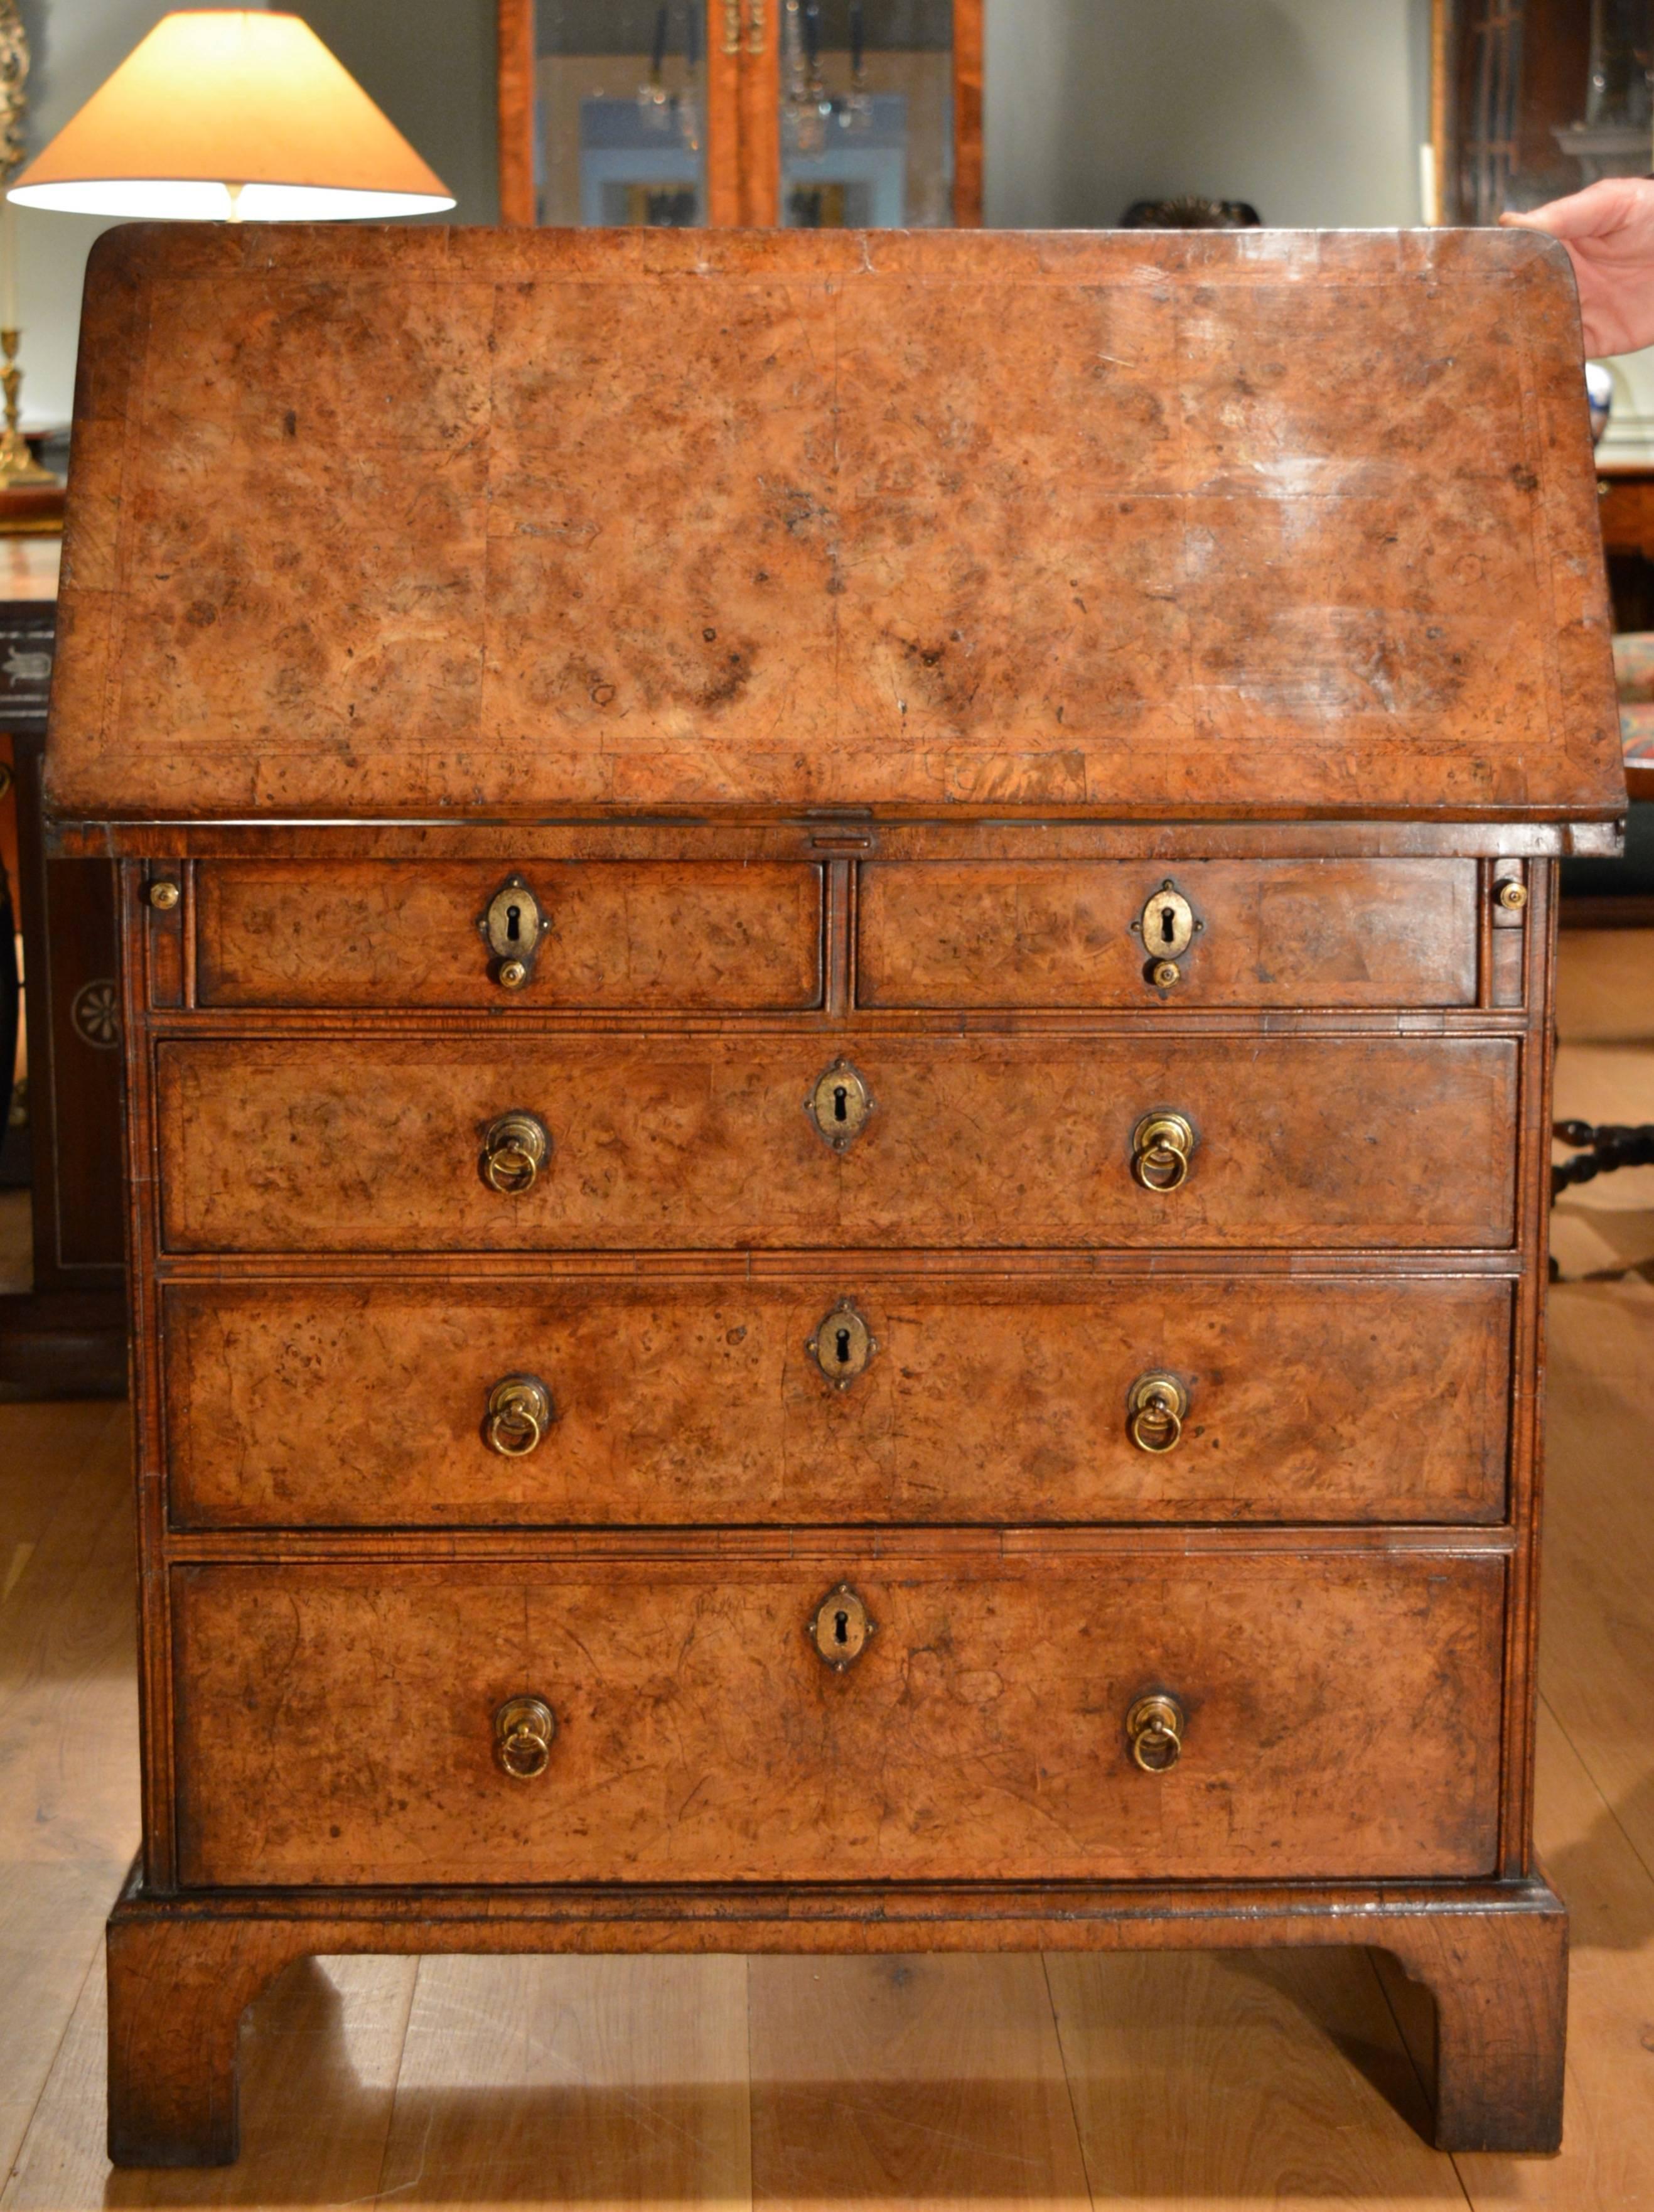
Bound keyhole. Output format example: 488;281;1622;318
1159;903;1176;945
834;1609;850;1646
505;903;522;944
833;1084;849;1123
835;1327;852;1366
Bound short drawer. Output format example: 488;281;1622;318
194;860;824;1010
156;1033;1518;1253
171;1551;1505;1888
163;1275;1512;1529
857;860;1482;1008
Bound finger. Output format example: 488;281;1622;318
1501;178;1650;240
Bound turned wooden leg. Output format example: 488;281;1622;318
1383;1891;1569;2154
106;1905;306;2166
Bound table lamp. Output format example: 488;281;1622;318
8;10;454;221
0;9;453;519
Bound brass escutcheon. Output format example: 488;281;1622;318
1132;1110;1195;1192
1135;881;1196;958
480;1110;550;1195
494;1694;557;1779
1127;1691;1185;1773
805;1058;874;1152
147;879;181;912
478;874;551;989
809;1584;874;1670
1127;1371;1188;1454
483;1373;554;1457
806;1298;878;1389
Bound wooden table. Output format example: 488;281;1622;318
1596;458;1654;802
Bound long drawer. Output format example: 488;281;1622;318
171;1552;1505;1888
163;1275;1512;1528
155;1035;1518;1253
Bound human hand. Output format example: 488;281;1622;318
1502;178;1654;357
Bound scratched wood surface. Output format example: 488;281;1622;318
168;1552;1506;1888
48;224;1622;822
195;858;827;1009
858;856;1481;1005
2;1281;1651;2204
153;1032;1520;1253
161;1272;1512;1530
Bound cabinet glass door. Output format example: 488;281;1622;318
500;0;980;227
773;1;958;229
511;1;714;227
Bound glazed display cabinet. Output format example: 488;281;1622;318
498;0;982;229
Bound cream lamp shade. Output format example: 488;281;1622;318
7;10;454;221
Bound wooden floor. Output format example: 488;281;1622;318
2;944;1652;2208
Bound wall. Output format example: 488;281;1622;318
983;0;1421;230
295;0;498;226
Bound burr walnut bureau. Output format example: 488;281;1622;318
48;222;1624;2164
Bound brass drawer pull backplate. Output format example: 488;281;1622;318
1128;1371;1188;1454
483;1373;554;1457
494;1695;557;1779
1132;1110;1195;1192
480;1110;550;1194
1127;1692;1185;1772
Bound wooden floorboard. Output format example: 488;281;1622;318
1535;1279;1654;1884
1048;1946;1468;2209
1;1948;418;2209
379;1954;750;2204
748;1953;1089;2207
1445;1702;1654;2211
0;1405;137;1872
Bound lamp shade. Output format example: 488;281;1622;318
8;11;454;221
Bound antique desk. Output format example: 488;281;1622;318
48;224;1624;2164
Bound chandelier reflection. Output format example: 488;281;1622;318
637;1;702;153
784;0;872;154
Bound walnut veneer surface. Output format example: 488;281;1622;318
46;224;1626;2166
50;224;1623;821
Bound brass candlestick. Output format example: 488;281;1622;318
0;326;55;485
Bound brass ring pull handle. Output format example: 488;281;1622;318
494;1695;557;1779
1127;1692;1185;1773
483;1374;553;1458
480;1111;550;1195
1132;1111;1195;1192
1127;1371;1189;1454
